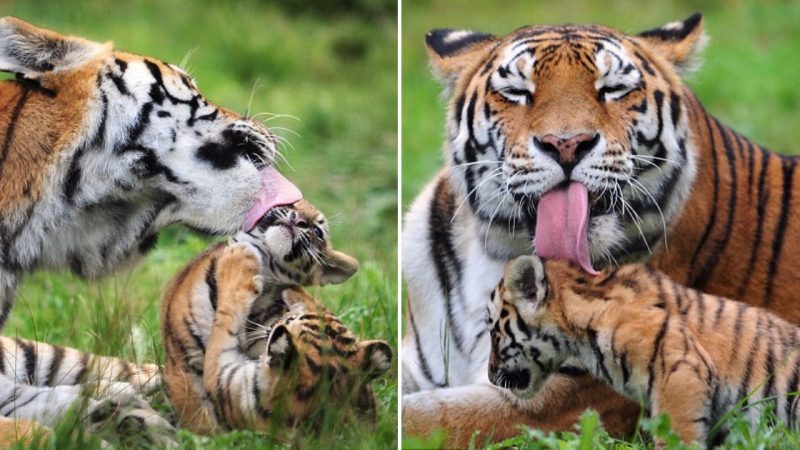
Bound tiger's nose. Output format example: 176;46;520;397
535;133;599;175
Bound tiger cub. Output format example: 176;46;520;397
489;255;800;447
161;200;392;434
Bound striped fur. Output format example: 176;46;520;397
0;17;287;441
161;201;390;434
402;14;800;445
490;255;800;447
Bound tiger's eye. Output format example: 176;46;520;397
313;226;324;239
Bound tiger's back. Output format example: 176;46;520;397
490;255;800;445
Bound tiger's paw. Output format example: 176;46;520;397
126;363;162;395
87;399;176;449
217;242;264;309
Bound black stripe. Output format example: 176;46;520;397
738;149;770;297
0;87;30;178
647;311;669;398
693;119;738;289
764;159;795;306
407;298;444;388
206;258;218;311
586;328;612;383
16;339;36;384
45;345;65;386
63;146;85;203
688;113;720;285
428;179;466;354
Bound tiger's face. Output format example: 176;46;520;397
261;309;392;424
488;255;568;398
427;15;708;269
240;199;359;287
88;54;289;234
0;17;301;247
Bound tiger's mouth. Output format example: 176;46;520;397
242;166;303;232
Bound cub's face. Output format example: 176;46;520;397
488;255;566;398
242;199;359;286
426;15;708;267
261;310;392;423
0;17;299;235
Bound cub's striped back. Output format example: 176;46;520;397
490;255;800;446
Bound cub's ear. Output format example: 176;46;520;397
0;16;110;77
504;255;547;304
425;28;497;90
266;325;296;371
320;249;359;285
636;13;708;76
358;340;392;380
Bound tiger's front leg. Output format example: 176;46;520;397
403;375;640;448
0;336;161;394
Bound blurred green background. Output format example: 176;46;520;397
402;0;800;206
2;0;396;448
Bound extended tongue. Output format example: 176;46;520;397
533;182;598;275
242;166;303;231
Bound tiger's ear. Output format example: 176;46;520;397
636;13;708;76
0;17;110;77
319;249;359;285
358;340;392;380
504;255;547;305
267;325;296;371
426;29;497;90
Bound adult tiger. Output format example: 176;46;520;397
402;14;800;445
0;17;300;440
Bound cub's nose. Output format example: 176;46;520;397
289;211;308;228
534;133;599;177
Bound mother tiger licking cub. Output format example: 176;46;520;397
402;13;800;446
0;17;301;443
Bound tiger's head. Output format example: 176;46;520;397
0;17;301;276
261;307;392;424
487;255;567;397
239;199;360;287
426;14;708;270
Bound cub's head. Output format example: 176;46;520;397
0;17;299;235
427;14;708;268
242;199;359;286
262;309;392;424
488;255;569;398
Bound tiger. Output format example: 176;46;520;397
161;200;392;434
0;16;301;441
401;13;800;446
489;254;800;447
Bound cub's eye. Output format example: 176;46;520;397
313;226;324;239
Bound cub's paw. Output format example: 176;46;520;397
217;242;264;301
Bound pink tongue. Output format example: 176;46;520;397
534;182;598;275
243;166;303;231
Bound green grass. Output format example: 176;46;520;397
4;0;396;448
402;0;800;448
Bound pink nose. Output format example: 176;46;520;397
289;211;308;228
538;133;597;164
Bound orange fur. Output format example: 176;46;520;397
491;256;800;446
404;13;800;446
